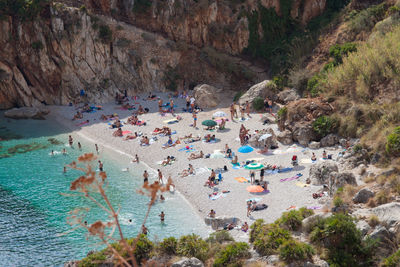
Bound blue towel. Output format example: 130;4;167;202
278;167;293;173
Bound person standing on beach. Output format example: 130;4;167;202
158;169;163;184
245;101;251;117
78;142;82;150
247;200;252;217
68;135;73;147
230;103;235;121
250;170;255;184
186;95;190;111
132;154;139;163
95;144;99;154
158;98;163;113
260;168;265;182
143;170;149;183
159;211;165;222
192;112;197;128
190;96;195;112
98;160;103;172
170;99;174;115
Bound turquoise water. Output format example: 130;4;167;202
0;116;209;266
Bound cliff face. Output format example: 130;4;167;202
84;0;327;55
0;3;265;109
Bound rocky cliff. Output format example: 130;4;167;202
82;0;327;55
0;2;269;109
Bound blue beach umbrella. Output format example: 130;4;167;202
238;145;254;153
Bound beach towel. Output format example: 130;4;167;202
295;181;310;187
235;177;248;183
278;167;293;173
122;130;132;136
246;197;261;202
178;145;194;152
76;121;89;126
254;204;268;211
163;119;179;124
202;139;218;144
301;158;312;164
280;173;302;182
265;169;279;175
286;205;296;210
307;206;322;210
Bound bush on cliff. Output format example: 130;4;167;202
312;115;338;138
383;248;400;267
386;126;400;156
213;242;250;267
251;223;292;256
158;237;178;255
279;239;314;263
310;214;376;266
275;207;314;231
177;234;209;262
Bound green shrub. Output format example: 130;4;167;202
130;235;153;263
158;237;177;255
0;0;50;21
386;126;400;156
163;65;181;91
333;196;344;207
213;242;250;267
31;41;44;50
277;107;287;120
383;248;400;267
312;115;338;138
279;239;314;263
252;97;264;111
275;208;314;231
233;91;244;102
306;74;325;97
348;3;388;33
78;251;107;267
79;5;87;12
249;219;265;243
132;0;152;13
329;43;357;65
252;223;292;256
98;25;112;43
206;230;234;244
310;214;376;266
177;234;209;262
273;76;285;90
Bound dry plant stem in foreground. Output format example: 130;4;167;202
65;153;173;267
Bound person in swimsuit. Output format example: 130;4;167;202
68;135;73;146
193;112;197;128
95;144;99;154
158;169;163;184
159;211;165;222
98;160;103;172
143;170;149;183
158;98;163;113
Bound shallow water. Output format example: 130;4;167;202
0;116;209;266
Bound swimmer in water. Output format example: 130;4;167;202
78;142;82;150
63;166;66;173
62;148;67;155
68;135;73;147
51;150;54;156
159;211;165;222
98;160;103;172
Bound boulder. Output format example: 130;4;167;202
371;203;400;228
260;113;276;124
277;130;293;145
249;128;277;148
238;80;277;105
356;220;371;236
320;134;339;147
353;188;375;204
265;255;279;265
204;216;240;230
292;123;316;146
309;141;320;149
277;88;300;104
367;225;394;256
193;84;220;108
329;172;357;195
4;107;50;120
172;257;204;267
309;161;339;185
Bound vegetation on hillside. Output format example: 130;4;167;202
0;0;51;20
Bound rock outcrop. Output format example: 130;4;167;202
193;84;220;108
249;128;277;148
4;107;50;120
0;4;262;109
172;257;204;267
353;188;375;204
204;216;240;230
239;80;277;106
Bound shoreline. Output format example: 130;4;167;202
47;108;210;231
47;92;338;241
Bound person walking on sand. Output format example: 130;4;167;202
143;170;149;183
68;135;73;147
158;169;163;184
192;112;197;128
159;211;165;222
98;160;103;172
95;144;99;154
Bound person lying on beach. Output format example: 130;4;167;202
232;155;238;165
180;164;194;177
311;152;317;161
188;151;204;160
140;136;150;145
258;144;268;154
180;134;193;140
241;222;249;232
161;156;173;165
82;103;91;113
136;105;146;115
72;111;83;120
113;127;123;137
184;136;201;144
204;134;216;143
111;120;122;128
127;115;139;125
121;103;134;109
147;92;157;100
204;176;216;187
124;132;138;140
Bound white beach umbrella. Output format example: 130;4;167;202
213;111;227;118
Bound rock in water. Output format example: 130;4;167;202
4;107;49;120
172;257;204;267
353;188;375;204
193;84;220;108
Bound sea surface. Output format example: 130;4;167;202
0;115;209;266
